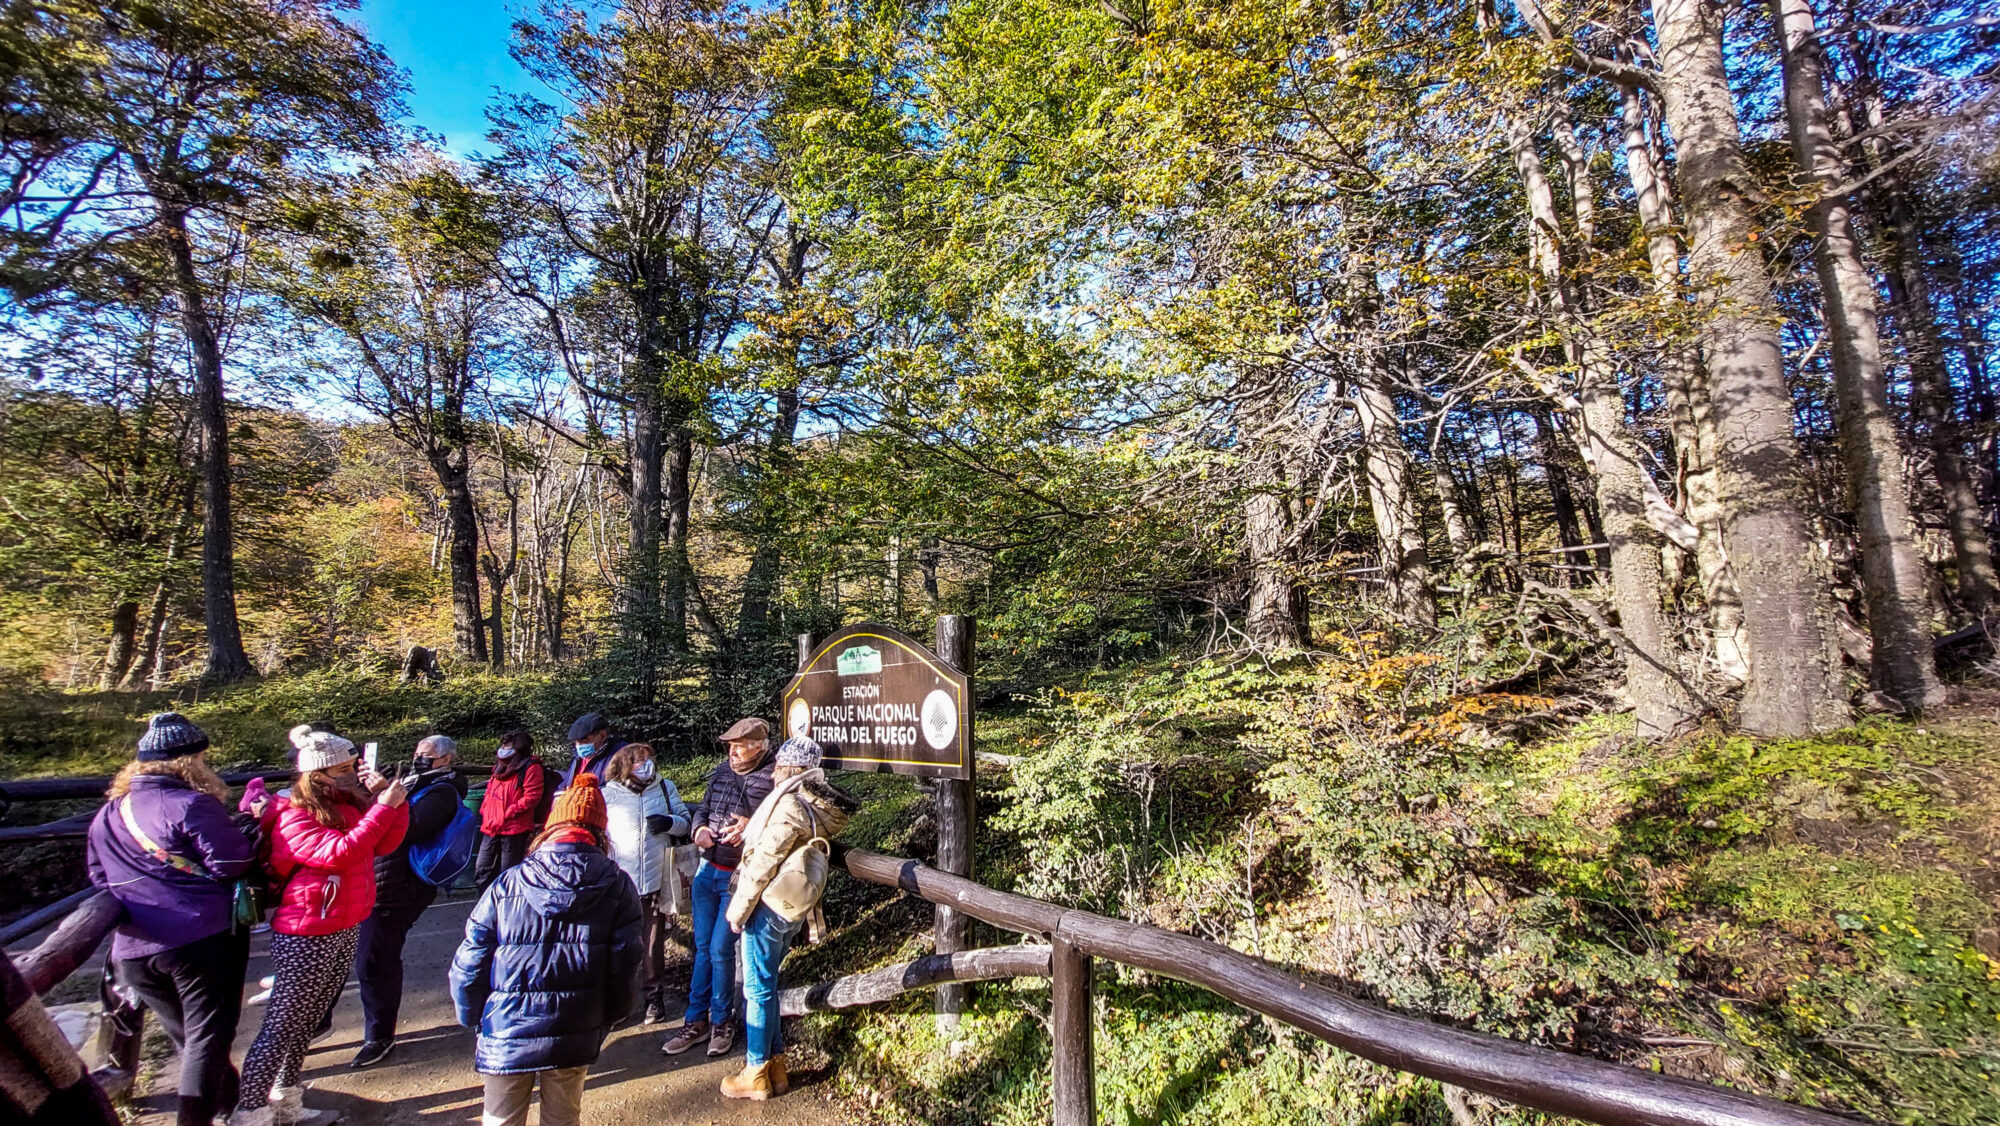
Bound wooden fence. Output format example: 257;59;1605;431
814;846;1870;1126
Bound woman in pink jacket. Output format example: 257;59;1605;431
230;728;408;1126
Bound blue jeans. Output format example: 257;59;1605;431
739;904;801;1065
684;862;738;1028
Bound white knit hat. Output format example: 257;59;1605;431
291;725;357;773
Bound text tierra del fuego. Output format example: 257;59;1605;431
806;684;926;748
782;624;972;778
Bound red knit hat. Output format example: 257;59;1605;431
547;772;607;831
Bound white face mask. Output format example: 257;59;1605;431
633;761;656;782
496;745;518;759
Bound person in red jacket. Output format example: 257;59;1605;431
476;729;548;890
229;729;408;1126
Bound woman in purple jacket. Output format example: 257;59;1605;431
86;713;258;1126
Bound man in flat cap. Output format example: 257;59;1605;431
661;717;775;1060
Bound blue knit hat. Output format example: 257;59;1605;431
137;713;209;761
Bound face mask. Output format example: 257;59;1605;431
633;761;656;782
413;755;435;773
496;745;519;759
575;742;593;758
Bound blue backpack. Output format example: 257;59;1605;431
409;781;479;887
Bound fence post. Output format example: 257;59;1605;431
1051;934;1096;1126
933;615;976;1030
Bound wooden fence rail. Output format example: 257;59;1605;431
827;846;1871;1126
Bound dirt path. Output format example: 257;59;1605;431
99;895;850;1126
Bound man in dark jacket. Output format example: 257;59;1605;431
349;735;469;1068
661;717;775;1059
555;712;627;795
451;775;641;1126
86;713;257;1126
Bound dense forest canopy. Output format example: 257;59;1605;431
0;0;1994;744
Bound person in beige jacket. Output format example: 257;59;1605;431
719;737;859;1100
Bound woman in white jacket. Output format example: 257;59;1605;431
601;743;690;1025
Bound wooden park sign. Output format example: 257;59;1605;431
782;623;973;780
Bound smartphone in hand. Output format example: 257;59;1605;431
363;742;379;774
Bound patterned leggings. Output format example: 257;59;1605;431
238;928;359;1110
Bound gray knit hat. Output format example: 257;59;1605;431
775;736;823;770
137;713;209;761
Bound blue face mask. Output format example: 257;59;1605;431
574;741;593;758
633;760;656;782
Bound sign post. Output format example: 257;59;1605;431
782;618;976;1029
931;615;975;1029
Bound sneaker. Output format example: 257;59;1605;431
643;1000;668;1025
348;1039;394;1069
706;1023;736;1057
662;1021;710;1056
247;975;276;1006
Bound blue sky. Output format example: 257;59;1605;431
358;0;539;156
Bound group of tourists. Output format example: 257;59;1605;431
84;706;856;1126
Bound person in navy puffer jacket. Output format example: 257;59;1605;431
86;713;257;1126
450;773;642;1126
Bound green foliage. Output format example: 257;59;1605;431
919;649;1999;1125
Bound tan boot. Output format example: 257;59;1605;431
769;1055;789;1096
719;1061;775;1101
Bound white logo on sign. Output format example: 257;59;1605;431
921;689;957;750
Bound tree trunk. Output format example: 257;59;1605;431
921;536;942;607
1532;409;1587;582
1934;244;1999;533
435;453;489;664
159;208;252;681
1352;369;1437;626
627;382;667;686
1852;102;1999;616
1245;470;1305;648
126;518;187;689
484;560;506;671
1428;416;1474;560
1649;0;1848;734
737;385;801;652
1504;105;1697;737
100;600;140;690
1771;0;1944;710
1577;363;1699;738
662;429;694;653
128;581;170;689
1618;80;1749;682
